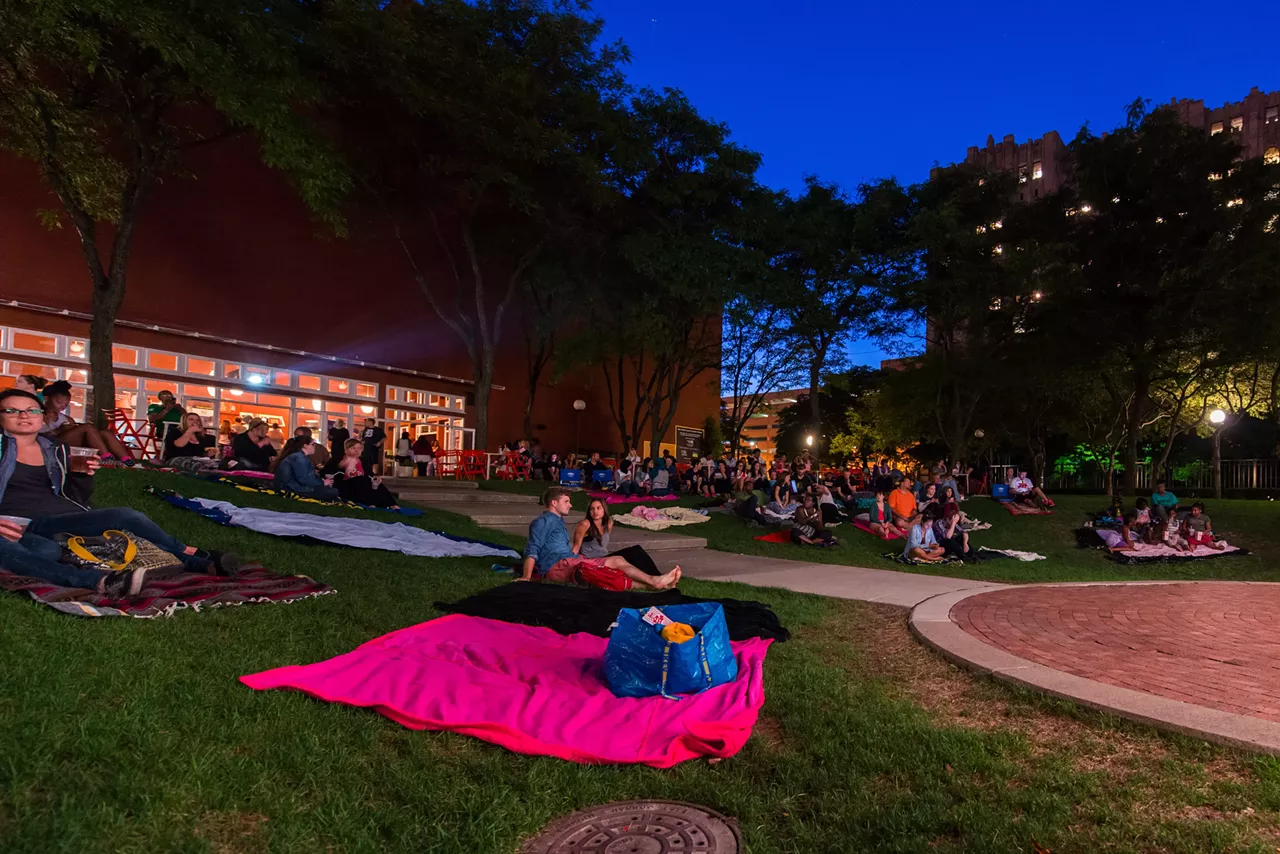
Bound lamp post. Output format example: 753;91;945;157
573;399;586;455
1209;409;1227;499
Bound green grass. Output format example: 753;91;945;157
4;471;1280;853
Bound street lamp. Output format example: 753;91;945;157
1210;409;1227;424
573;399;586;454
805;434;814;447
1209;409;1227;499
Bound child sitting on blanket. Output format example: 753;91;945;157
1180;502;1225;551
1096;511;1140;552
790;494;836;547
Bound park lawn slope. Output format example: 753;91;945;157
2;471;1280;852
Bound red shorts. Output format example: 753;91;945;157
1187;531;1214;548
544;557;633;591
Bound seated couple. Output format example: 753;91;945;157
519;488;681;590
903;504;972;563
0;389;238;596
272;437;399;509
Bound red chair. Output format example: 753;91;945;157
495;451;531;481
105;409;159;460
434;450;461;479
460;451;486;480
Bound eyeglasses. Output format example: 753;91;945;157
0;408;43;417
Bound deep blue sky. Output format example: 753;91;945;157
592;0;1280;367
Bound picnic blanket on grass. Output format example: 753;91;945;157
1000;500;1054;516
241;614;770;767
753;531;791;543
435;583;789;642
150;489;519;560
852;519;904;540
0;562;332;618
612;506;710;531
187;473;424;516
1074;527;1250;564
588;491;679;504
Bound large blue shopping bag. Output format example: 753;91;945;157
604;602;738;699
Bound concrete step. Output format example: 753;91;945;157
381;477;478;490
399;489;539;505
490;523;708;552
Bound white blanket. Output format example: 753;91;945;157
190;498;519;560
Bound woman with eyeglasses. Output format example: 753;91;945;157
0;387;239;596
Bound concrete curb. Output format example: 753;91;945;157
909;583;1280;756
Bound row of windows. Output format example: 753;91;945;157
0;325;464;414
1211;107;1279;135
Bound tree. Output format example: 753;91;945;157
324;0;625;449
720;294;804;454
0;0;346;425
774;367;879;460
1040;101;1280;494
1202;362;1270;497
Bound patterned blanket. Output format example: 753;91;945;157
0;562;333;618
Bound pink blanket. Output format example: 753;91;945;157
241;614;770;767
853;519;904;540
588;491;679;504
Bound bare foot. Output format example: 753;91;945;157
653;566;682;589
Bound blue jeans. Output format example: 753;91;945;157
0;533;109;590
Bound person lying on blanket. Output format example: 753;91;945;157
518;487;681;590
1095;511;1140;552
1009;471;1055;509
1180;502;1225;552
0;388;240;597
903;511;946;563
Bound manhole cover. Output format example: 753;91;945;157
520;799;740;853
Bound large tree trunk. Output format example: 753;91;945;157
88;277;125;429
807;361;822;435
1122;374;1150;496
473;357;494;450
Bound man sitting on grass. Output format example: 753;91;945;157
0;388;239;597
1009;470;1054;509
888;477;917;527
518;487;681;590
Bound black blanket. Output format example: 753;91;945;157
435;583;790;643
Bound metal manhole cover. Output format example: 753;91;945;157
520;799;740;853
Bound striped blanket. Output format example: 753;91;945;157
0;562;333;618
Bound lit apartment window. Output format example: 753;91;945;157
1231;116;1243;133
1267;106;1279;125
1265;148;1280;166
1211;121;1224;135
1032;161;1043;180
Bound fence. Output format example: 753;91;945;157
1050;459;1280;493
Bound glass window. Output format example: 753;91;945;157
274;371;291;387
325;401;351;416
223;363;242;380
147;351;180;372
355;383;377;399
64;368;88;385
257;393;291;407
114;375;139;390
297;374;321;391
11;330;57;355
1211;121;1224;135
327;378;350;395
358;404;377;416
1032;161;1043;180
6;361;56;382
183;384;216;400
244;366;271;387
225;388;254;402
1231;116;1243;132
68;339;88;359
187;357;216;376
388;388;398;402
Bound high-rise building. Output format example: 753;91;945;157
720;388;808;460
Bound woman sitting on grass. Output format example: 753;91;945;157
856;491;904;539
40;381;135;464
711;460;732;497
334;438;401;508
814;483;846;525
1180;502;1225;552
903;511;946;563
163;412;219;472
929;503;971;560
1096;511;1140;552
790;494;836;547
273;437;340;500
572;498;663;576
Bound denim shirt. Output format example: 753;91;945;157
523;511;575;575
904;522;937;558
274;452;327;495
0;432;89;510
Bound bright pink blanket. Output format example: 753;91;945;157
588;491;679;504
241;614;770;767
853;519;904;540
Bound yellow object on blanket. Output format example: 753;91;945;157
660;622;696;644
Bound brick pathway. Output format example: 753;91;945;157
951;583;1280;722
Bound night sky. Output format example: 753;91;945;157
592;0;1280;368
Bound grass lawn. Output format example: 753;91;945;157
5;470;1280;853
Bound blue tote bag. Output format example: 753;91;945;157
604;602;738;699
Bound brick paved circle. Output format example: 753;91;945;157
951;583;1280;722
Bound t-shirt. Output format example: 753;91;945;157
360;426;386;456
0;462;83;519
328;427;350;452
904;523;937;558
1186;514;1211;533
888;488;917;519
1150;491;1178;509
164;430;215;459
147;403;184;424
1010;476;1034;494
232;431;276;468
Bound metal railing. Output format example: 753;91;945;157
1050;459;1280;492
